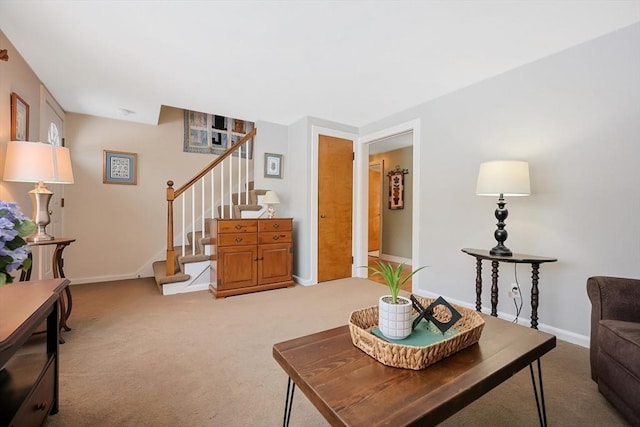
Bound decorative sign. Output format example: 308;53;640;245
387;165;409;210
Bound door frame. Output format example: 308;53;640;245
368;160;383;255
311;126;358;285
355;120;421;286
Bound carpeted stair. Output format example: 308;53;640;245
152;188;269;293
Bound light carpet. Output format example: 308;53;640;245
39;277;627;426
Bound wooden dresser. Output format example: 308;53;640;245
209;218;294;298
0;278;69;426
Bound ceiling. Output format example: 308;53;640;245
1;1;639;128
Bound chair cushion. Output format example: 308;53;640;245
598;319;640;380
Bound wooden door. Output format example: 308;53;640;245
368;162;382;253
258;243;292;285
318;135;353;282
218;245;257;290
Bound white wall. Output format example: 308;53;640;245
359;23;640;343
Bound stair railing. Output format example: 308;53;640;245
165;128;256;276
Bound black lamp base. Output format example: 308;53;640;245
490;244;512;257
490;194;513;257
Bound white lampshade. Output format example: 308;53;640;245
476;160;530;197
3;141;74;184
53;145;75;184
263;190;280;205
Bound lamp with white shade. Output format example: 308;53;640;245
476;160;530;256
3;141;74;242
262;190;280;218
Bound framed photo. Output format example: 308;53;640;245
264;153;283;179
103;150;138;185
10;92;29;141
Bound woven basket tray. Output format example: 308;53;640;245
348;296;485;370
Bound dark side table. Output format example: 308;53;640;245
20;237;76;340
461;248;557;329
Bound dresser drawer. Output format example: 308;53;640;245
11;356;55;427
259;219;292;232
259;231;292;245
218;233;258;247
218;220;257;234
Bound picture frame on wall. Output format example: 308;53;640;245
103;150;138;185
10;92;29;141
264;153;283;179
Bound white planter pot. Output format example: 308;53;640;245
378;295;413;340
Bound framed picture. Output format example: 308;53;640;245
10;92;29;141
103;150;138;185
264;153;283;179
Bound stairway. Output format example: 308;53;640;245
152;187;270;295
154;127;259;295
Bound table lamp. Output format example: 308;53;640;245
263;190;280;218
476;160;530;256
3;141;74;242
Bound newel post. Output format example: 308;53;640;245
166;180;176;276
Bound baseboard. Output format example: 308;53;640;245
412;288;590;349
70;272;147;285
379;254;412;266
292;274;314;286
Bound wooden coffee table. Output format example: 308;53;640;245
273;314;555;426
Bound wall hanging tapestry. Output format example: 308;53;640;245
387;165;409;210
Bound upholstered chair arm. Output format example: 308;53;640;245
587;276;640;323
587;276;640;380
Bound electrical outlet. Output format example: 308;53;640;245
508;285;521;299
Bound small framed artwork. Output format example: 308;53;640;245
10;92;29;141
103;150;138;185
264;153;283;179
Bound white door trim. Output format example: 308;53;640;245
355;120;421;283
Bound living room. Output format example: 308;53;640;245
1;2;639;425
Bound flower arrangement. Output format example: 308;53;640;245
0;201;36;285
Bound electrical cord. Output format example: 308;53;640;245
513;263;523;324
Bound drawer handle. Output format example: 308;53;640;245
235;224;243;230
235;237;243;243
272;235;280;240
273;223;280;229
36;401;48;411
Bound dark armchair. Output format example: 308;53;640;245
587;276;640;426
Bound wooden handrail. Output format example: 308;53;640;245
173;128;256;199
164;128;256;276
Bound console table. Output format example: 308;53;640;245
21;237;76;339
0;278;69;426
461;248;557;329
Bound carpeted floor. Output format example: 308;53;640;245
38;277;628;426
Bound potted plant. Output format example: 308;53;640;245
363;261;426;340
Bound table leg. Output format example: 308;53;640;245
53;243;73;333
529;359;548;427
491;260;499;317
530;263;540;329
474;257;483;312
283;377;296;427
